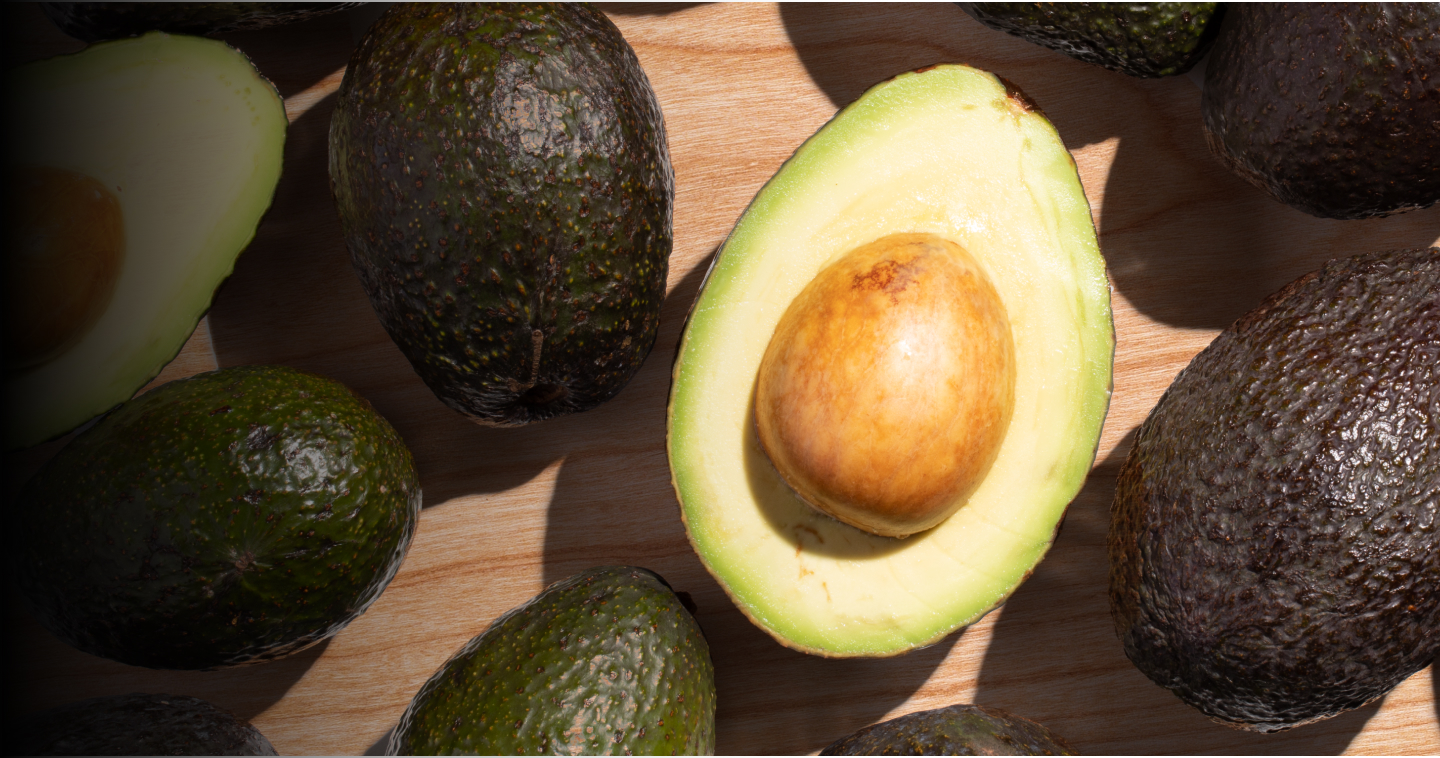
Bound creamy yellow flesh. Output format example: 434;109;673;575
667;65;1113;657
4;33;286;448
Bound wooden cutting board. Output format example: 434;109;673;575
7;4;1438;754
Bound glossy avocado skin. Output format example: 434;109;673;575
330;2;672;426
42;2;357;42
14;365;421;670
1202;4;1440;219
821;704;1076;756
958;3;1223;77
12;693;277;756
391;566;715;755
1109;248;1440;731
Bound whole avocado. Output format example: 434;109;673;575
12;693;277;756
958;3;1224;77
13;365;421;670
42;2;358;42
330;2;673;426
821;704;1076;756
390;566;715;755
1109;248;1440;731
1202;4;1440;219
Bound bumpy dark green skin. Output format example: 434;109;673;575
42;2;358;42
14;365;421;670
330;3;673;426
958;3;1223;77
1202;4;1440;219
391;566;715;755
12;693;277;756
1109;248;1440;732
821;704;1075;756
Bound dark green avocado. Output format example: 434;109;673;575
1202;4;1440;219
821;704;1076;756
11;693;277;756
390;566;715;755
42;2;358;42
958;3;1224;77
1109;248;1440;731
13;364;421;670
330;2;673;426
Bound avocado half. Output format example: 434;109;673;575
667;65;1113;657
3;32;286;449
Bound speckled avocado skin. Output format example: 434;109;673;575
14;365;421;670
958;3;1223;77
1202;4;1440;219
821;704;1076;756
42;2;357;42
330;2;672;426
13;693;277;756
1109;248;1440;731
390;566;715;755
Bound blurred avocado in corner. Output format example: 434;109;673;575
958;2;1225;77
42;2;361;42
821;704;1076;756
13;693;277;756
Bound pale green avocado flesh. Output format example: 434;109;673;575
668;65;1113;657
5;32;285;449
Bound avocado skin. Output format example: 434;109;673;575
330;3;673;426
958;3;1223;77
14;365;421;670
1202;4;1440;219
391;566;715;755
42;2;358;42
821;704;1075;756
11;693;277;756
1109;248;1440;731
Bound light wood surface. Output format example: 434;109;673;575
6;4;1439;755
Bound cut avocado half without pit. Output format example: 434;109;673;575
667;64;1113;657
4;31;286;449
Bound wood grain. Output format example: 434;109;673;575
5;3;1438;755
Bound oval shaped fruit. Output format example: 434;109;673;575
13;693;277;756
14;365;421;670
667;64;1113;657
390;566;715;755
1110;248;1440;731
330;2;673;426
756;233;1015;537
3;32;287;450
821;704;1075;756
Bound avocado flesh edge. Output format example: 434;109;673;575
4;32;286;449
668;65;1113;657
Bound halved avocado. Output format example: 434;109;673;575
4;32;285;449
667;64;1112;657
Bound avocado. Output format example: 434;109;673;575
330;2;672;427
390;566;715;755
959;3;1224;78
42;2;358;42
3;32;286;449
667;64;1113;657
1201;4;1440;219
12;693;277;756
1109;247;1440;731
13;365;421;670
821;704;1075;756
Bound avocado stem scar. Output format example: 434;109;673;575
508;328;546;394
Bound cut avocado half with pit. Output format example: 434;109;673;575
4;31;285;449
667;64;1113;657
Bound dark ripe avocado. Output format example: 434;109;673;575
330;2;673;426
12;693;277;756
42;2;359;42
1202;4;1440;219
1109;248;1440;731
390;566;715;755
821;704;1076;756
13;365;421;670
958;3;1224;77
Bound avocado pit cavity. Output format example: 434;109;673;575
755;233;1015;538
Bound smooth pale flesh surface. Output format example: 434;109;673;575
4;32;286;449
755;233;1015;538
668;65;1113;657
